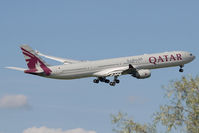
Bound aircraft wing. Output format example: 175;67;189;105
93;64;137;77
35;50;81;64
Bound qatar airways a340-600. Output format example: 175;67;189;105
6;45;195;86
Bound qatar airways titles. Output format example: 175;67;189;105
6;45;195;86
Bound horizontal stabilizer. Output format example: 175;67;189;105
5;67;45;76
5;67;26;71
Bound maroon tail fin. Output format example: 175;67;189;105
20;45;52;76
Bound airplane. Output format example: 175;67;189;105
6;45;195;86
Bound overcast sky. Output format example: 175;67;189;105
0;0;198;133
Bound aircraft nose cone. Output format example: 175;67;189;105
193;55;196;60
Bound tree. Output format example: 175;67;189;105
111;112;156;133
111;76;199;133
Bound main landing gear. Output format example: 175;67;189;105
93;76;120;86
179;65;184;72
93;77;110;84
109;76;120;86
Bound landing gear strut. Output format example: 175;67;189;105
114;76;120;84
109;76;120;86
179;65;184;72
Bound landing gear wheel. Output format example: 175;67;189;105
179;65;184;73
93;79;99;83
105;79;110;83
179;68;184;72
109;82;116;86
99;77;105;82
115;79;120;84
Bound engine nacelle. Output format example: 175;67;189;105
132;69;151;79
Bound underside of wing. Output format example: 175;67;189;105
93;64;151;79
35;50;81;64
93;66;130;77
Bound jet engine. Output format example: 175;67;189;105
132;69;151;79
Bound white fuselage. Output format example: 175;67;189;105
47;51;195;80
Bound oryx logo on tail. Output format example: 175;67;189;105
21;45;52;76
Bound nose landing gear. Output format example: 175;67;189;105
179;65;184;72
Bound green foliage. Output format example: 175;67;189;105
111;112;157;133
154;76;199;133
111;76;199;133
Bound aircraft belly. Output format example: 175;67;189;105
49;71;94;80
